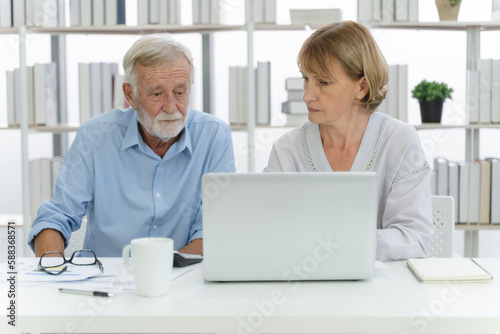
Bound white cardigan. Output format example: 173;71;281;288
266;112;434;261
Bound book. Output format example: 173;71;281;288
13;0;25;27
0;0;12;27
494;0;500;21
264;0;276;24
79;63;91;124
478;159;491;225
33;63;48;125
289;8;342;28
256;61;270;125
357;0;373;22
45;62;58;126
6;70;16;127
149;0;160;24
27;65;35;126
159;0;169;25
434;157;449;196
34;0;58;27
408;0;418;21
137;0;149;25
80;0;92;26
386;64;399;120
245;0;263;23
167;0;179;24
457;161;470;224
285;77;304;91
116;0;126;24
287;90;303;101
397;64;408;122
70;0;81;26
381;0;395;22
466;70;480;124
105;0;118;25
228;66;247;125
282;100;307;115
486;157;500;224
448;161;459;221
210;0;223;24
479;59;492;124
491;59;500;124
89;62;103;117
192;0;201;24
406;258;493;283
468;160;481;224
395;0;409;22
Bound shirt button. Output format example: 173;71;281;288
156;193;160;198
153;225;157;230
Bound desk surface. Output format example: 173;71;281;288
2;258;500;334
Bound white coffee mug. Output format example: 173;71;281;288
122;237;174;297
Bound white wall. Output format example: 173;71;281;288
1;0;499;256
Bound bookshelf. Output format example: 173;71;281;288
366;20;500;257
2;5;316;255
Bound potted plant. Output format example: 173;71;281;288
435;0;462;21
411;80;453;123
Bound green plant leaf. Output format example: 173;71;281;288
411;80;453;104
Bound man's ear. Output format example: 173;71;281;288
123;82;137;109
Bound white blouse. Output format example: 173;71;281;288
266;112;434;261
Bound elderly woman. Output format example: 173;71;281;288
266;21;434;261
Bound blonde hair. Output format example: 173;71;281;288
298;21;388;112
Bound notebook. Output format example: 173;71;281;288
406;258;493;283
202;172;378;281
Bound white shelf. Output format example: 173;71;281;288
20;23;310;36
367;21;500;31
455;224;500;231
0;125;79;133
414;123;500;130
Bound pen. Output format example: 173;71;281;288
59;288;115;297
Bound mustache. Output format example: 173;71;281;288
155;112;183;121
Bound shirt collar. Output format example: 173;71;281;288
121;109;193;159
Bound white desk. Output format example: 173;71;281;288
2;258;500;333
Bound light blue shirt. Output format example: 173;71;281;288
28;108;235;257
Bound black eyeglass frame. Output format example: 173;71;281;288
38;249;104;275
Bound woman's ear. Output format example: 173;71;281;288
358;76;369;99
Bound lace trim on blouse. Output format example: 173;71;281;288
301;123;319;172
364;114;389;172
393;161;431;184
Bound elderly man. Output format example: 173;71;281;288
29;34;235;257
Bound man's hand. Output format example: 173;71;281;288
177;238;203;255
33;229;65;257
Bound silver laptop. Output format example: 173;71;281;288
202;172;378;281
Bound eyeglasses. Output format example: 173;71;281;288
38;250;104;275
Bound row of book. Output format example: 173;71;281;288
79;62;128;125
467;59;500;124
29;156;63;222
0;0;64;28
6;63;58;127
432;157;500;225
244;0;276;24
281;77;307;126
358;0;419;23
228;61;270;126
378;64;408;123
0;0;280;28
